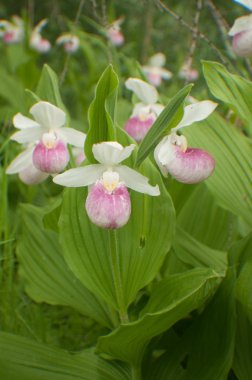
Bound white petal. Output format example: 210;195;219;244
149;53;166;68
125;78;158;104
175;101;218;131
6;146;34;174
10;127;43;144
59;128;86;148
116;165;160;196
13;113;40;129
229;14;252;36
92;142;135;165
233;0;252;11
30;101;66;130
53;164;105;187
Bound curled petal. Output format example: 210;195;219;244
30;101;66;130
13;113;40;129
92;142;135;166
125;78;158;104
6;146;34;174
53;164;105;187
116;165;160;196
10;127;43;144
174;100;218;131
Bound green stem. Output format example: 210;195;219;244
108;229;129;324
131;365;142;380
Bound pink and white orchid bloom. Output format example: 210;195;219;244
124;78;164;142
0;16;24;44
53;141;160;229
154;100;218;184
107;18;124;46
56;33;80;53
142;53;172;87
30;19;51;53
229;0;252;56
6;101;86;182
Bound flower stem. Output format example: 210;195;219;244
108;229;129;324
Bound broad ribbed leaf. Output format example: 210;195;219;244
36;64;66;110
173;225;227;275
148;270;235;380
18;204;113;328
183;112;252;226
59;161;175;313
85;65;119;162
0;332;130;380
136;84;193;166
97;268;221;366
203;60;252;132
0;68;26;113
177;183;237;250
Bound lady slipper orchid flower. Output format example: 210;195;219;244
107;18;124;46
53;141;160;229
6;101;86;181
154;100;217;184
142;53;172;87
30;19;51;53
56;33;80;53
0;16;24;44
229;0;252;56
124;78;164;142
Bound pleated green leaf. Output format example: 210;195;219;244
136;84;193;166
59;161;175;313
36;64;66;110
177;183;237;250
183;112;252;226
97;268;221;366
147;269;235;380
85;65;119;162
203;60;252;132
17;204;113;328
173;225;227;275
0;332;130;380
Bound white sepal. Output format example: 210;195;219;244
116;165;160;196
125;78;158;104
59;128;86;148
13;113;40;129
6;146;34;174
30;101;66;130
92;142;135;166
10;127;44;144
174;100;218;131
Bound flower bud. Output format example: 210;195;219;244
124;114;156;142
154;135;215;184
33;136;69;174
85;181;131;229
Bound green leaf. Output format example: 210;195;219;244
173;225;227;275
0;68;26;113
183;112;252;227
136;84;193;166
36;64;66;110
148;269;236;380
59;161;175;312
177;183;237;250
85;65;119;162
97;268;221;366
203;60;252;132
0;332;130;380
18;204;113;328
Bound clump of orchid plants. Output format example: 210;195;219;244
6;101;86;184
53;141;159;228
229;0;252;56
154;99;217;184
142;53;172;87
124;78;164;142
